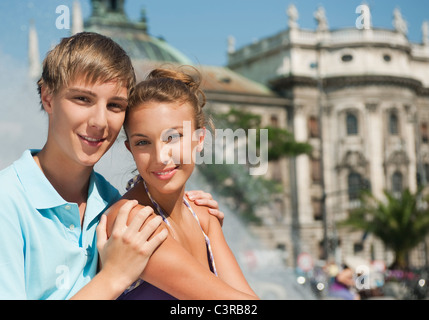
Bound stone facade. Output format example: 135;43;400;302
228;5;429;267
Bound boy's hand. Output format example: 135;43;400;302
186;190;225;226
96;200;167;290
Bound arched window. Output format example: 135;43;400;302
348;172;362;201
309;116;319;138
389;112;399;135
392;171;403;194
346;112;358;135
421;122;429;143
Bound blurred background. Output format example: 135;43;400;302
1;0;429;300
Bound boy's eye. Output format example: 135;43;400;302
74;96;90;103
108;103;127;113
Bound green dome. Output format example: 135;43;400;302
84;0;193;65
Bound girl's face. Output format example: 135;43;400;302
125;101;205;195
42;78;128;169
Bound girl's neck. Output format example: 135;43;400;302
146;183;186;222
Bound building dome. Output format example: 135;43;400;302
84;0;192;65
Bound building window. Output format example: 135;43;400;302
311;158;322;183
392;171;403;194
383;54;392;62
348;172;362;201
270;115;279;127
308;116;320;138
312;198;322;221
110;0;118;10
389;112;399;135
341;54;353;62
421;123;429;143
346;112;358;135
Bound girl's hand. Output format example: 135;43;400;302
186;190;224;226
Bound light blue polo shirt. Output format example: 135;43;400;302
0;150;121;300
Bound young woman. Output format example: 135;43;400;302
105;67;258;300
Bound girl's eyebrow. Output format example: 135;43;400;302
130;133;149;138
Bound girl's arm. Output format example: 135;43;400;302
105;202;258;300
205;213;257;297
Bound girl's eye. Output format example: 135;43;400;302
164;133;182;143
135;140;149;146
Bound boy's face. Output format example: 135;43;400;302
41;78;128;168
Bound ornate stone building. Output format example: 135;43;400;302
228;4;429;267
28;1;429;269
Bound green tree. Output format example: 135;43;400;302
339;188;429;269
197;107;311;223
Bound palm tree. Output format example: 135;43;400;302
339;188;429;269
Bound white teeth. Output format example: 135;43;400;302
156;168;175;175
82;136;102;142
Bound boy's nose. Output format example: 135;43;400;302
88;103;108;129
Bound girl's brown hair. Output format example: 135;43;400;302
125;66;212;132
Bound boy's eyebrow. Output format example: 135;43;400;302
67;88;97;97
67;88;128;102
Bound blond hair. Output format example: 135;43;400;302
125;67;212;132
37;32;136;107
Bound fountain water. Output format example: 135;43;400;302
0;48;315;300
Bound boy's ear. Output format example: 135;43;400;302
40;85;54;114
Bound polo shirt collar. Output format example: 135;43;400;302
14;150;105;224
14;149;66;209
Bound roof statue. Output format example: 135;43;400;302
28;20;41;79
314;6;328;32
393;8;408;36
287;4;299;30
227;35;236;54
422;21;429;45
71;0;84;35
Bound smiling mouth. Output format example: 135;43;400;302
153;166;179;179
78;134;106;145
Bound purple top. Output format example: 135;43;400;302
117;176;217;300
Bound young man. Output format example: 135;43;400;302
0;32;222;300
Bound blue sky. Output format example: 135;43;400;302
0;0;428;68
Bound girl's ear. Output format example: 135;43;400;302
40;85;54;114
124;140;131;152
196;127;206;152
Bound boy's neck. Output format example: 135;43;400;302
34;147;92;206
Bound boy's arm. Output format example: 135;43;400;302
70;200;167;300
0;207;26;299
186;190;225;226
